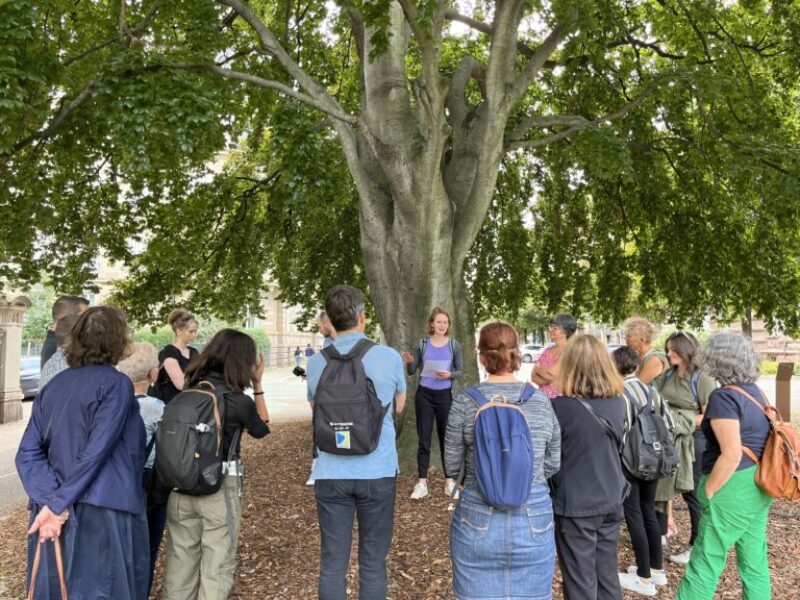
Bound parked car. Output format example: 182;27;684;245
520;344;545;363
20;356;40;399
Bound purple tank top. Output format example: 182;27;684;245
420;339;453;391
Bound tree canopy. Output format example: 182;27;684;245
2;0;800;337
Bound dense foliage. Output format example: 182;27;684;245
2;0;799;334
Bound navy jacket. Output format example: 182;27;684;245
16;365;146;516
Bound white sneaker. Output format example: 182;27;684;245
305;477;315;486
618;572;657;597
627;566;667;587
669;549;692;566
410;482;429;500
445;480;460;500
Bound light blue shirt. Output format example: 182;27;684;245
307;332;406;479
136;394;165;469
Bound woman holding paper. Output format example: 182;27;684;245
402;307;464;500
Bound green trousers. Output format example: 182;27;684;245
675;466;773;600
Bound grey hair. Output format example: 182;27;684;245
117;342;159;384
699;332;760;385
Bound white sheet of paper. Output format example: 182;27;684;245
420;360;450;378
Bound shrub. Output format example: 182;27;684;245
759;360;800;376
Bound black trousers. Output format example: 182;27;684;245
415;385;453;478
555;509;623;600
622;470;662;578
656;428;705;546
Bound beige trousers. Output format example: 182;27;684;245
162;476;242;600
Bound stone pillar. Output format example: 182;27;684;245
0;296;32;423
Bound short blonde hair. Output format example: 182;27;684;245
117;342;159;384
558;334;624;398
624;316;657;344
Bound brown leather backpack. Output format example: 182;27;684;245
725;385;800;501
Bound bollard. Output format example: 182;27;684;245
775;362;793;422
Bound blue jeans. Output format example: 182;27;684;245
450;484;555;600
315;477;397;600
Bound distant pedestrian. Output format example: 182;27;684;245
117;341;165;597
40;295;88;368
306;285;406;600
401;307;464;500
305;343;315;358
550;334;627;600
675;333;774;600
446;322;560;600
531;314;577;398
39;313;80;388
17;306;149;600
294;346;303;367
154;308;199;403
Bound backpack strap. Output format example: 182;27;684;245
464;386;489;408
518;383;536;404
690;370;701;408
195;380;224;454
347;338;377;360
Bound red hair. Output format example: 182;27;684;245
478;322;521;374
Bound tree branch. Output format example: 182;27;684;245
63;2;160;67
9;81;97;154
506;80;662;150
509;114;589;141
215;0;347;121
505;10;578;110
170;63;359;125
609;35;686;60
446;56;485;129
397;0;445;120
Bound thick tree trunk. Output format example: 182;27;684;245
356;174;483;472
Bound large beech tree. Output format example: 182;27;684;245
2;0;800;372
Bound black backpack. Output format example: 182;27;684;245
313;339;389;455
155;381;240;495
621;381;679;481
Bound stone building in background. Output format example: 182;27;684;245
92;256;321;367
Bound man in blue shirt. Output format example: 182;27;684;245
307;286;406;600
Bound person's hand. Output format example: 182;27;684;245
28;506;68;542
401;351;413;364
436;370;451;380
252;354;265;383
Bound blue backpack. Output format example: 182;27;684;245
464;384;536;510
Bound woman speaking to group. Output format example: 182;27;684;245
402;307;464;500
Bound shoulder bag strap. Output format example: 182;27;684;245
577;398;623;451
722;385;774;464
26;537;67;600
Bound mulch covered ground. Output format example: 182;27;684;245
2;420;799;599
